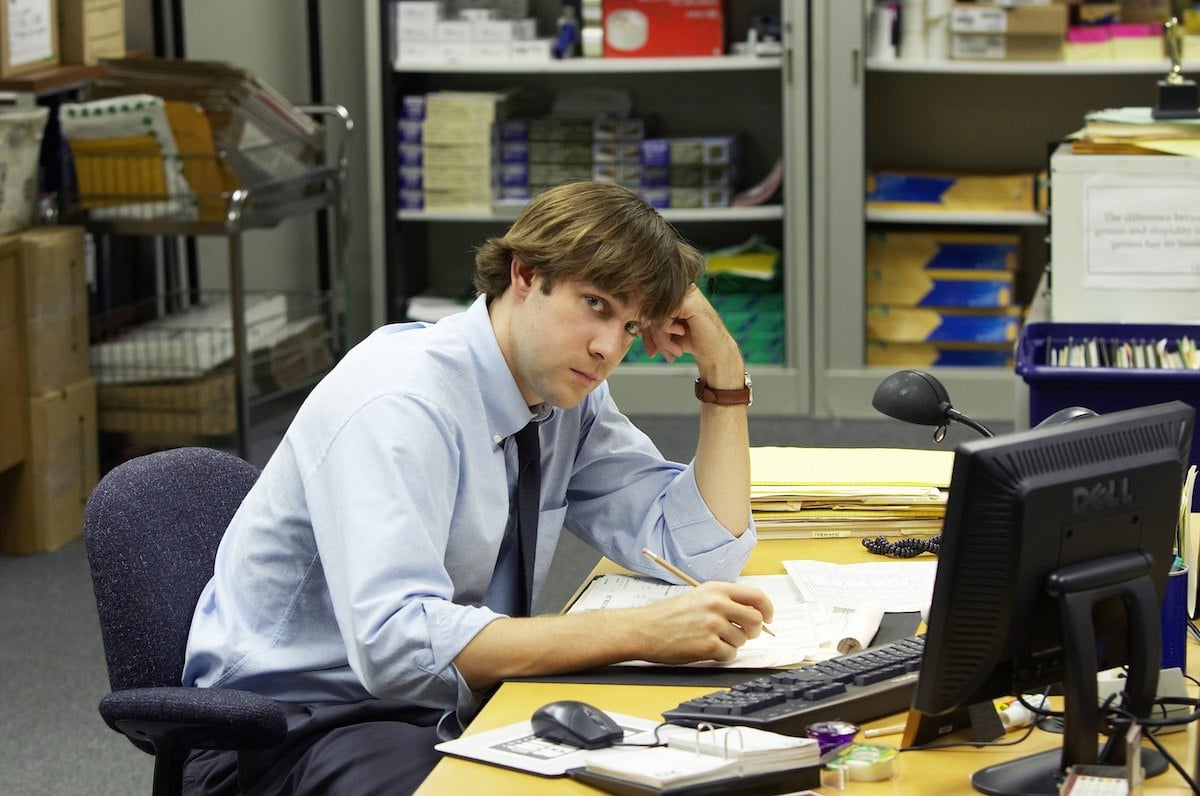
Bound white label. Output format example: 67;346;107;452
950;7;1008;34
7;0;54;66
1082;172;1200;290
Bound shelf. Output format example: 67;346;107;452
382;0;807;415
865;208;1047;226
399;204;785;223
867;58;1196;76
608;364;806;415
395;54;781;75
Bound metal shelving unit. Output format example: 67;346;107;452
64;104;353;456
378;0;813;416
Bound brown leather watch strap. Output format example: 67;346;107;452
694;374;752;406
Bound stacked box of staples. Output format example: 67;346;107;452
592;115;645;189
422;91;510;212
497;118;530;203
864;230;1021;368
394;1;548;66
527;117;594;195
639;136;740;209
398;94;426;210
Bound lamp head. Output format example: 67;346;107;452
871;369;953;427
872;369;994;441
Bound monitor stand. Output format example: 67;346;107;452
971;552;1167;796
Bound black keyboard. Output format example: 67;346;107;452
662;635;925;737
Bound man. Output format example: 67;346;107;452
182;181;772;794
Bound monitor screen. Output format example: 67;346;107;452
907;400;1193;794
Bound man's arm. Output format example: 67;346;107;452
453;580;773;690
643;286;751;536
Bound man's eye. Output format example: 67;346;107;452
624;321;642;336
584;295;604;311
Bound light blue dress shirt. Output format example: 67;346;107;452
183;295;755;722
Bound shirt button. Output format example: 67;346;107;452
492;434;502;444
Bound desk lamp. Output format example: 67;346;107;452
871;369;995;442
868;370;1096;558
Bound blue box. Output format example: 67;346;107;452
1017;321;1200;507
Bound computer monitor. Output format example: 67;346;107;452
905;400;1194;795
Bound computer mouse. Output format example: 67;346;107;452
530;700;625;749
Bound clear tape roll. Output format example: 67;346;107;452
825;743;898;782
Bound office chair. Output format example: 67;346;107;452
83;447;287;796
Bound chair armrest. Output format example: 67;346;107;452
99;686;288;756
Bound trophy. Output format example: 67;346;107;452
1154;17;1200;119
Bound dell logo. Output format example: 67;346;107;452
1072;479;1134;513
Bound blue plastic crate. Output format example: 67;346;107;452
1017;321;1200;507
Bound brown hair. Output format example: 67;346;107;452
474;181;704;323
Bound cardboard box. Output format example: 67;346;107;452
951;33;1064;60
950;3;1067;60
865;305;1023;344
866;230;1020;272
0;240;27;472
866;268;1014;308
97;370;236;437
0;377;98;554
951;4;1068;36
866;170;1040;213
603;0;724;57
0;0;58;77
15;226;89;395
58;0;123;65
866;341;1015;368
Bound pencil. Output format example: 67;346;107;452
640;548;776;637
863;724;906;738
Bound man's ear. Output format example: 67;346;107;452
510;257;536;297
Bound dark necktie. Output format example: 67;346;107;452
514;422;541;616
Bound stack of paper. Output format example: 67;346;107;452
1071;108;1200;157
750;447;954;539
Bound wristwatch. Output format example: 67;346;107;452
694;373;753;406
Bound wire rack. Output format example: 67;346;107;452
91;289;335;437
59;105;351;236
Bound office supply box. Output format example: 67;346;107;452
603;0;724;57
1017;321;1200;506
58;0;125;65
950;2;1068;61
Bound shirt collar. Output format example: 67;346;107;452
460;295;554;445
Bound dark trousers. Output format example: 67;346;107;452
182;700;447;795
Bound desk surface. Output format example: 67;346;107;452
416;537;1200;794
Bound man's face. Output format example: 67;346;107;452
508;274;644;409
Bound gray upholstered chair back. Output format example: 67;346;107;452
84;446;259;692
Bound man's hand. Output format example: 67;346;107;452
629;581;775;665
641;285;738;368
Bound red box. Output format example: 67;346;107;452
603;0;725;58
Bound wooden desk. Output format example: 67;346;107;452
417;538;1200;794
